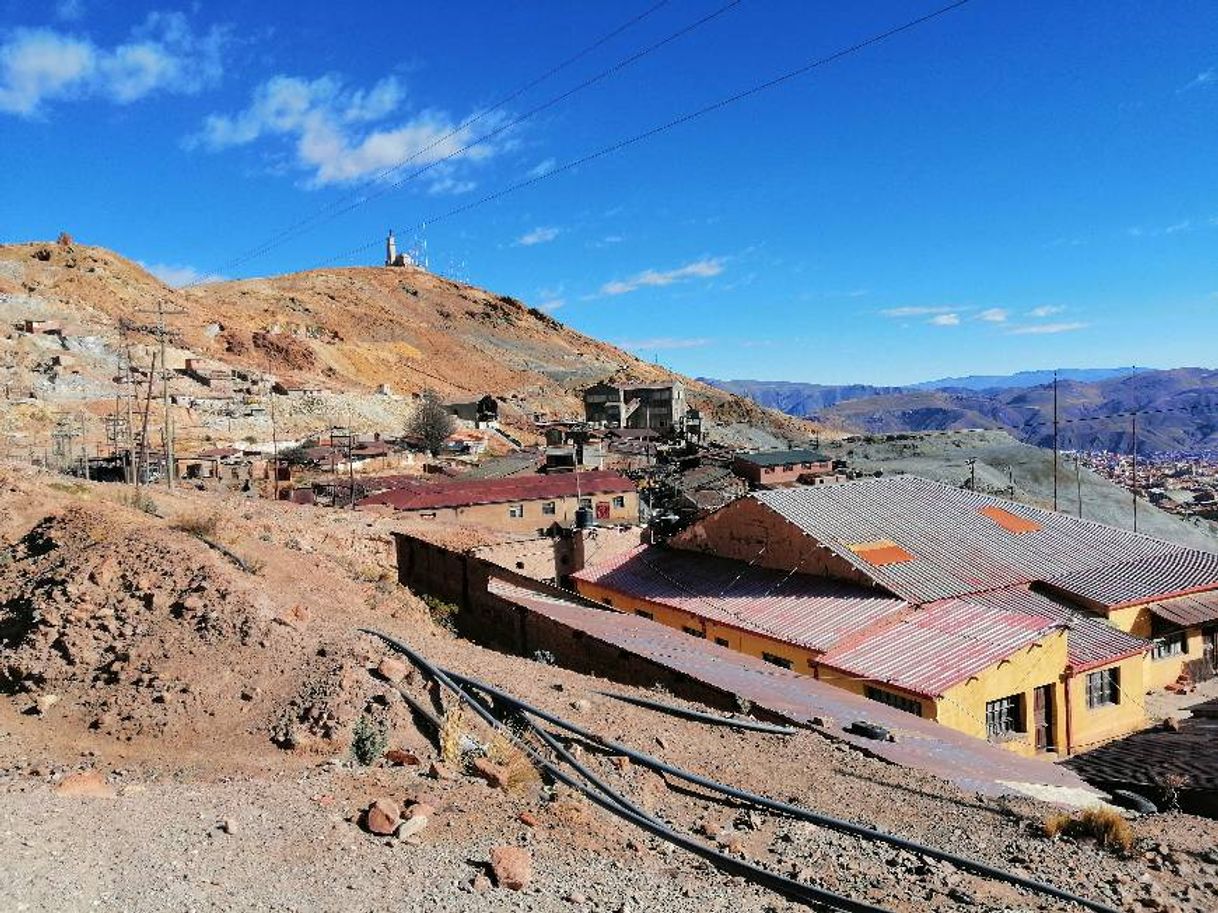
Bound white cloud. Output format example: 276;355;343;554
1181;68;1214;92
527;157;555;178
0;13;226;116
515;226;559;247
192;72;506;187
600;257;724;296
929;313;960;326
536;298;564;313
880;305;954;318
139;261;218;287
978;308;1008;323
617;337;709;351
1029;305;1064;318
1007;321;1088;336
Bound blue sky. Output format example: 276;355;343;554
1;1;1215;386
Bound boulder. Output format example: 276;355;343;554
471;757;508;789
489;845;532;891
377;657;409;683
365;798;400;835
385;748;420;766
54;770;115;798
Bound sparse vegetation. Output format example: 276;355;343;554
48;480;90;496
1042;806;1134;855
439;705;465;764
422;594;460;633
484;731;540;794
407;388;454;456
171;512;221;539
118;490;158;515
350;713;388;766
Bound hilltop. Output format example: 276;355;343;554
0;240;807;451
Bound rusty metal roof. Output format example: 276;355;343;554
817;600;1060;698
1142;589;1218;628
952;586;1149;671
487;578;1097;797
572;545;908;653
1041;550;1218;610
753;476;1198;605
359;469;635;511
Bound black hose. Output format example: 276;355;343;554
442;668;1119;913
360;628;896;913
595;689;800;734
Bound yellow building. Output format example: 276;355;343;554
576;476;1218;756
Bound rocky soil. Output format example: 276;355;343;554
1;463;1216;912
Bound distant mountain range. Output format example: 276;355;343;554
703;368;1218;454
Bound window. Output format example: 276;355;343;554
579;497;592;508
420;511;436;520
714;637;729;647
864;686;923;717
1152;629;1188;661
682;626;706;639
541;501;556;515
985;694;1026;739
761;652;792;669
508;504;524;518
612;496;626;509
635;609;653;620
1085;668;1120;708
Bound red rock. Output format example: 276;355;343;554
364;798;400;835
610;755;630;771
377;657;408;683
518;810;539;828
385;748;420;766
54;770;115;798
471;757;507;789
406;802;435;820
489;845;532;890
428;761;453;780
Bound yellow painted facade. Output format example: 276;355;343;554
1103;604;1209;691
574;578;1151;756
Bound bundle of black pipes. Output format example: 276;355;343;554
360;628;1117;913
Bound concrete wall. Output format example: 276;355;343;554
1066;655;1148;753
1106;603;1208;691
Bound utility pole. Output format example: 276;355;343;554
125;347;135;485
1075;454;1083;519
1131;411;1138;533
136;352;157;492
269;378;280;501
966;458;977;492
137;300;186;489
1052;370;1059;511
79;413;90;481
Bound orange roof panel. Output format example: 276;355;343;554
848;539;915;566
979;506;1042;534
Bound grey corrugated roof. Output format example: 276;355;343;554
1142;590;1218;628
735;449;828;467
1042;550;1218;609
753;476;1203;605
573;545;907;653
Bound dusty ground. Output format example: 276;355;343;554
1;463;1217;913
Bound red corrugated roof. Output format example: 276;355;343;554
573;545;908;653
818;600;1061;698
1142;590;1218;628
358;469;634;511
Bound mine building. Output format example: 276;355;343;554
445;394;499;428
572;475;1218;756
583;380;687;431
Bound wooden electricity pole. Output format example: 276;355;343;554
1052;370;1059;511
1131;411;1138;534
137;300;186;489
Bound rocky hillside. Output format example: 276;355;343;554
0;240;807;449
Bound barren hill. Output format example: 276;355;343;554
0;240;806;449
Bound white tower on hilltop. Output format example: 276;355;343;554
385;230;398;267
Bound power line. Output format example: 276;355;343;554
312;0;974;271
199;0;740;281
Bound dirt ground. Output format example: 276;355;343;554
1;463;1217;913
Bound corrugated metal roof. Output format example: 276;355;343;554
1143;590;1218;628
359;469;635;511
818;600;1060;697
753;476;1199;605
487;578;1097;796
572;545;908;653
1042;550;1218;610
734;449;828;467
957;586;1149;670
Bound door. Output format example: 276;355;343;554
1033;685;1055;752
595;501;610;520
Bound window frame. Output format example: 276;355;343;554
761;651;793;670
864;685;923;717
985;693;1026;740
1085;667;1120;708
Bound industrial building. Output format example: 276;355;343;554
583;380;687;430
573;475;1218;756
359;469;639;533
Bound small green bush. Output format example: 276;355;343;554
422;594;460;633
119;490;159;515
351;714;388;766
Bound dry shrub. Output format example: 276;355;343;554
439;705;464;764
485;732;540;794
1043;807;1134;855
171;512;221;539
